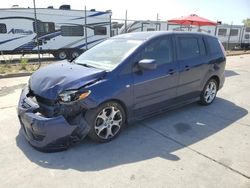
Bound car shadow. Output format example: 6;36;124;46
16;97;248;171
225;70;240;77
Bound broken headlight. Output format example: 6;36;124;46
59;90;91;102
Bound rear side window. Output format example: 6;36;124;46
61;26;84;36
0;23;7;34
177;37;205;60
206;37;223;55
139;37;173;65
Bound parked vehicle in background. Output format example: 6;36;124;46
119;21;250;50
0;5;111;60
17;31;226;152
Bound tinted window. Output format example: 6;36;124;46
218;28;227;36
246;27;250;32
177;37;204;60
140;37;173;65
33;22;55;36
0;23;7;34
230;29;238;36
94;26;107;35
207;37;222;55
61;26;84;36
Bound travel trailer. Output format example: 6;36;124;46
119;21;250;50
0;6;112;59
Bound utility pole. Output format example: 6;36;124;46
84;6;88;50
125;10;127;33
156;13;160;30
33;0;41;69
227;22;233;50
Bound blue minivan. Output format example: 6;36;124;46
17;31;226;151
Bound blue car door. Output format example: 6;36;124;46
175;34;208;99
132;36;179;116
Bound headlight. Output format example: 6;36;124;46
59;90;91;102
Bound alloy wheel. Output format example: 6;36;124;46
204;81;217;103
94;106;122;139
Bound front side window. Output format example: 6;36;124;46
61;26;84;36
94;26;107;35
75;39;142;70
177;37;204;60
218;28;227;36
138;37;173;65
0;23;7;34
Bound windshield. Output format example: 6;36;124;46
75;39;143;71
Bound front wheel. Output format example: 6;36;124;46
199;79;218;105
86;102;126;143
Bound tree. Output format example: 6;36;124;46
242;18;250;26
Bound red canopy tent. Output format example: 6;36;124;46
168;14;217;26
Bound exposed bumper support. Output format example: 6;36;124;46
17;86;90;152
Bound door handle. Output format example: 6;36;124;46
184;65;190;71
168;69;175;75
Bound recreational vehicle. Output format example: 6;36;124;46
0;6;112;59
119;21;250;50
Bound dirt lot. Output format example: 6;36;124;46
0;55;250;188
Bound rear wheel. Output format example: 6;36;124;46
53;50;67;60
199;79;218;105
70;50;81;59
86;102;126;143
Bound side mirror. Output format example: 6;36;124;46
138;59;157;70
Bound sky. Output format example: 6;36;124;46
0;0;249;25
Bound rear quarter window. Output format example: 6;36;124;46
206;37;223;55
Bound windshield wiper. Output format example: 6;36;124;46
68;56;78;63
77;63;96;68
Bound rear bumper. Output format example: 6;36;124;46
219;74;225;90
17;86;90;152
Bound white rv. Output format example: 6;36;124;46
119;21;250;50
120;21;168;33
0;6;112;59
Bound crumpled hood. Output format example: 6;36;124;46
29;61;105;100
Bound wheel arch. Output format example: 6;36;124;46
209;75;220;87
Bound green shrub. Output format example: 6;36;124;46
20;58;29;70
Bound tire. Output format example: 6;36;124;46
199;78;218;105
85;101;126;143
53;50;67;60
70;50;81;59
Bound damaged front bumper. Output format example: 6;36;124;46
17;86;90;152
